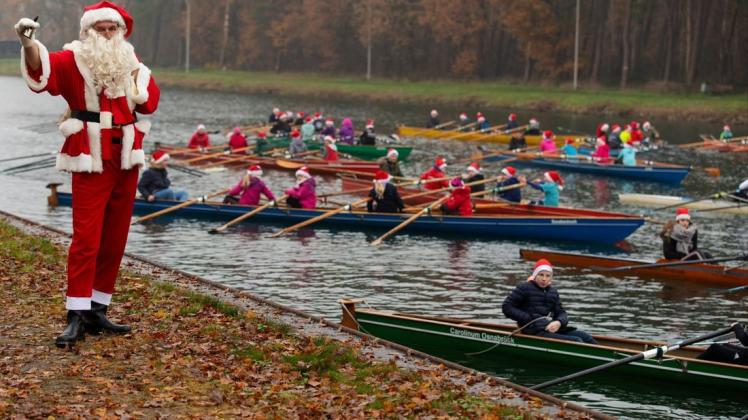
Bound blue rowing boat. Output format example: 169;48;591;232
485;154;690;184
53;192;644;244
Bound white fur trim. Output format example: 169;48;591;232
739;179;748;191
544;172;553;183
64;41;100;111
66;296;91;310
99;111;112;129
59;118;84;137
80;8;126;36
20;40;50;91
130;63;151;104
501;168;514;177
56;153;93;173
87;122;103;172
91;290;112;305
295;169;311;178
675;214;691;221
387;149;398;158
121;124;136;169
130;149;146;167
135;119;151;134
530;264;553;281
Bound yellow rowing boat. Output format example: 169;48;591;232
397;125;588;146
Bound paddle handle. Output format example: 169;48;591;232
213;194;288;233
131;188;230;225
531;325;735;391
270;196;370;237
371;195;449;246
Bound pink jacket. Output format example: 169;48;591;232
539;139;558;153
285;178;317;209
592;143;611;163
229;178;275;206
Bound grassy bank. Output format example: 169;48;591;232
3;57;742;122
0;219;543;418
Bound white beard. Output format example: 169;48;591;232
79;28;139;99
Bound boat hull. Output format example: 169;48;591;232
55;193;643;244
397;125;588;146
261;138;413;161
519;249;748;287
484;154;690;184
618;193;748;215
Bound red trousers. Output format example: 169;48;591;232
66;144;138;310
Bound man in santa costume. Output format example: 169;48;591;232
15;1;160;347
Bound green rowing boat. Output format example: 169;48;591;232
259;136;413;161
340;300;748;391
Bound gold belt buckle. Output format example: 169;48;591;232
112;124;123;129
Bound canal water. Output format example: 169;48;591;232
0;75;745;419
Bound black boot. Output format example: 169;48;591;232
55;310;86;348
83;302;131;335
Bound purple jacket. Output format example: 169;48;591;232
228;178;275;205
338;118;355;144
285;177;317;209
321;126;336;137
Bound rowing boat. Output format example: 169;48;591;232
397;125;588;146
483;154;690;184
519;249;748;287
339;300;748;390
50;191;643;244
618;193;748;216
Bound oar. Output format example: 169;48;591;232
439;123;506;141
180;146;251;165
727;194;748;205
160;144;226;156
1;156;57;173
433;120;457;129
530;325;736;391
197;148;286;169
711;285;748;294
370;195;450;246
651;193;724;211
208;194;288;234
691;203;747;214
0;151;55;164
131;188;230;225
400;177;495;202
590;254;748;272
4;161;57;175
269;197;371;237
469;182;526;199
169;163;207;177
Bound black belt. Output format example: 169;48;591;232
112;138;121;144
70;110;136;127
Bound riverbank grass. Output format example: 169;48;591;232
0;219;539;417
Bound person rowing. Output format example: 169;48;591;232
338;118;356;145
475;112;490;132
697;322;747;366
188;124;211;149
270;113;292;136
228;126;247;150
508;133;527;151
539;130;558;153
312;112;324;132
359;119;376;145
502;259;597;344
494;166;523;203
463;162;484;193
560;138;578;157
322;135;339;161
268;107;280;124
591;136;611;164
607;124;623;158
641;121;660;148
367;170;404;213
288;129;307;157
506;113;518;131
284;166;316;209
618;142;637;166
300;116;315;141
427;109;440;128
224;165;275;205
660;208;710;261
457;112;470;130
527;171;563;207
137;151;189;202
525;118;541;136
419;157;449;190
733;179;748;200
320;118;336;137
377;148;404;178
440;177;473;216
720;124;733;141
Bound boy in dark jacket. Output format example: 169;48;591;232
367;171;404;213
502;259;596;344
697;323;748;365
137;151;189;202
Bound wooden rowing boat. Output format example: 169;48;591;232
483;154;690;184
339;300;748;390
618;193;748;216
519;249;748;287
50;191;643;244
397;125;588;146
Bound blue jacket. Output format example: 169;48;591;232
528;181;560;207
495;177;521;202
620;147;636;166
502;281;569;335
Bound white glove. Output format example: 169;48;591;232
14;18;39;48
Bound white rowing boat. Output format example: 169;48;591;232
618;193;748;215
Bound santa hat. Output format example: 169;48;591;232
459;113;468;120
366;119;375;129
630;121;639;129
373;170;391;183
642;121;651;130
197;124;206;131
600;123;610;132
298;111;305;118
675;207;691;221
501;166;516;177
247;164;263;177
304;116;312;123
543;130;554;140
430;109;438;117
151;150;169;164
724;124;731;131
466;162;481;173
435;157;447;170
295;166;311;179
509;113;517;121
596;136;606;146
528;259;553;282
273;107;280;114
232;127;241;134
278;113;287;120
477;116;486;123
612;124;621;132
313;112;321;118
565;138;575;145
324;135;336;143
325;119;334;126
386;148;399;159
80;1;133;39
291;129;300;138
623;141;632;148
544;171;564;189
529;118;538;125
257;131;267;138
450;177;464;188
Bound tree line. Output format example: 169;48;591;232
4;0;746;89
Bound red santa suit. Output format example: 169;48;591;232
420;158;449;191
20;2;160;310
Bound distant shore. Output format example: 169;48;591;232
2;59;745;123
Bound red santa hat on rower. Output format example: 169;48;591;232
612;124;622;133
466;162;481;173
295;166;311;179
543;130;554;140
257;131;267;138
291;129;300;138
435;157;447;170
544;171;564;189
723;124;731;131
565;137;575;145
430;109;439;117
325;118;334;126
630;121;639;130
366;119;375;129
373;170;391;184
304;116;312;123
528;259;553;282
80;1;134;39
247;164;263;177
386;148;399;159
675;207;691;221
508;113;517;121
151;150;169;164
501;166;516;177
476;112;485;122
459;113;468;120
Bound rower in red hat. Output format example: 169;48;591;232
224;165;276;206
660;208;710;261
419;157;449;190
367;170;404;213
